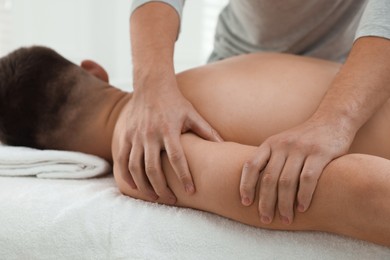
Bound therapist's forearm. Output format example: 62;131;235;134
130;2;179;90
310;37;390;134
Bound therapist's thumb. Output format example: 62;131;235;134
186;111;223;142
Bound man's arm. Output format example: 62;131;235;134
114;1;222;204
240;35;390;225
240;0;390;225
114;133;390;246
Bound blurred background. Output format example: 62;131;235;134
0;0;228;90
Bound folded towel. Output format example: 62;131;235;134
0;145;111;179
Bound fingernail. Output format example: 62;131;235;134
241;196;251;206
212;129;223;142
185;184;195;193
298;204;305;212
151;194;159;201
261;215;271;224
281;216;290;225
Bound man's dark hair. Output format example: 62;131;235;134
0;46;77;149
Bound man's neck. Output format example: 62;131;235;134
71;86;132;163
103;89;132;162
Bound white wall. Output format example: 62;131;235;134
0;0;228;90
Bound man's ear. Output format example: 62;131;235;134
81;60;109;83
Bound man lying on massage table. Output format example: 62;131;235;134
0;46;389;247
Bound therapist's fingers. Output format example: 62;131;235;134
144;141;177;205
277;154;304;225
240;143;271;206
258;152;286;224
115;141;136;189
164;133;194;194
297;155;329;213
186;110;224;142
128;141;158;201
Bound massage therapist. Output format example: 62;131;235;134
114;0;390;225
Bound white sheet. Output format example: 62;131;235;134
0;176;389;259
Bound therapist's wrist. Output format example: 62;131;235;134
309;108;358;138
133;62;176;92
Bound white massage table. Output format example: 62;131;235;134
0;175;389;259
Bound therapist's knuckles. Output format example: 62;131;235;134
145;162;159;177
115;151;128;168
166;147;185;165
278;174;296;190
128;156;142;175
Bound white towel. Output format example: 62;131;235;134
0;145;111;178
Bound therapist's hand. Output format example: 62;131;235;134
240;117;354;225
113;73;223;205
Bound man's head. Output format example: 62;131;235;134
0;46;110;150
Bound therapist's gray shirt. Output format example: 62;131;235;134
131;0;390;62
